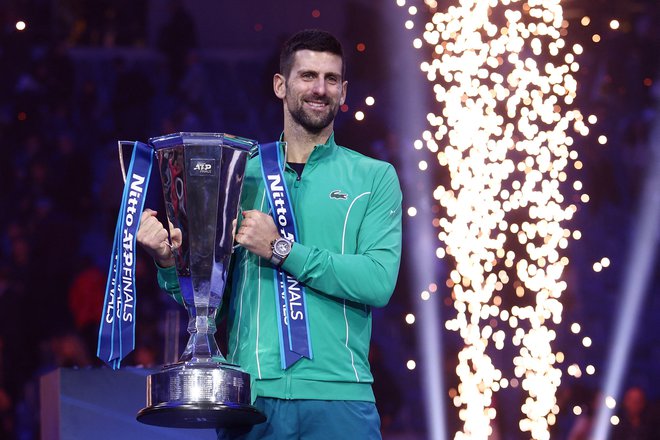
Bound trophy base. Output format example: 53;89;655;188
136;361;266;429
136;402;265;429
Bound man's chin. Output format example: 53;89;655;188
300;121;328;135
292;111;335;134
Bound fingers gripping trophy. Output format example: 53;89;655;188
99;132;265;429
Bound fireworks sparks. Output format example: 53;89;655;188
399;0;594;437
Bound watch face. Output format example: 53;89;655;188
275;239;291;255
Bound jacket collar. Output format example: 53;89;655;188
277;132;338;164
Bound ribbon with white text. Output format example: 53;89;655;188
259;141;313;369
97;141;153;369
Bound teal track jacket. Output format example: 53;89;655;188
157;133;402;402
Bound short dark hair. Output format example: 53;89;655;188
279;29;345;79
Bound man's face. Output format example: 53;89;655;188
276;50;347;135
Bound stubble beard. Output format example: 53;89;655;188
288;95;339;135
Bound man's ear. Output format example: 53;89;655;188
340;80;348;106
274;73;286;99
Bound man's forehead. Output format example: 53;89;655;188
291;50;343;74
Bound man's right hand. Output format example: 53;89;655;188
136;209;182;268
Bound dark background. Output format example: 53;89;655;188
0;0;658;438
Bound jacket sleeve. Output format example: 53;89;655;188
281;164;402;308
156;264;184;305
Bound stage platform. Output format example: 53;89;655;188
40;367;215;440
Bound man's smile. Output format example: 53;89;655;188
304;99;329;110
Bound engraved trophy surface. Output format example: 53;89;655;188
136;132;265;428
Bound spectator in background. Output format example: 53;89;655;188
37;40;74;110
111;57;154;141
610;386;656;440
156;0;197;91
67;258;105;360
51;132;93;223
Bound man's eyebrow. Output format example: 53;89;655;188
296;69;342;79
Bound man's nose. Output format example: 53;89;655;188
311;78;326;95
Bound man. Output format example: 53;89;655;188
137;29;402;439
610;386;656;440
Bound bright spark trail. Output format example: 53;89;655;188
399;0;593;437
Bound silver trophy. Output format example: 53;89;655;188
134;132;265;428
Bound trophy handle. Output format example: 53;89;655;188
117;140;135;183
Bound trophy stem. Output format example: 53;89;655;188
180;305;225;363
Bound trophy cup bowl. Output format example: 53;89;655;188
135;132;266;428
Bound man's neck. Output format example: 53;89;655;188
282;121;333;163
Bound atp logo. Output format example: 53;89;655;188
194;162;212;172
190;158;216;176
329;190;348;200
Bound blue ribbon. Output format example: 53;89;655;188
258;141;313;369
97;141;153;369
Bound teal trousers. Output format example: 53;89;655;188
217;398;382;440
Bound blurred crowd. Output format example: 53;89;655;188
0;2;388;438
0;0;659;439
0;2;248;438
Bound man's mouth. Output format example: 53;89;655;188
304;100;328;110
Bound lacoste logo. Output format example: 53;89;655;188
329;190;348;200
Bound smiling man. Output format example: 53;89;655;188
138;29;402;439
276;47;345;137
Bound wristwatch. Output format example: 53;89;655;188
270;237;292;267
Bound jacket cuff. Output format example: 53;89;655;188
155;263;184;306
281;242;311;278
156;263;177;284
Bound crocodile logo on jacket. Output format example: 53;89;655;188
329;190;348;200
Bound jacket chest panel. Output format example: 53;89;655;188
290;171;369;251
241;157;372;253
